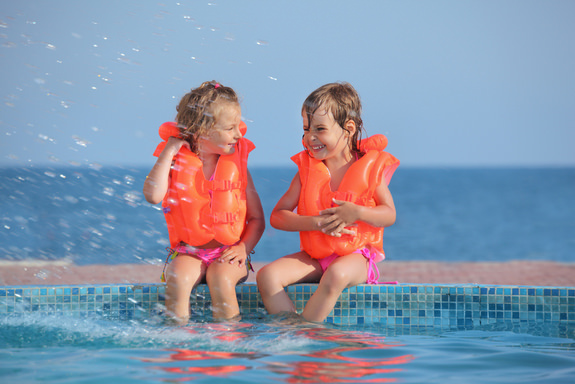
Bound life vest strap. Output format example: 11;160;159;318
209;180;243;191
333;191;356;203
208;211;240;224
332;191;369;206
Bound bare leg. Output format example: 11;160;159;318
302;253;369;322
164;255;205;325
206;260;249;320
256;251;323;315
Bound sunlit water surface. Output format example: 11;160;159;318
1;313;574;383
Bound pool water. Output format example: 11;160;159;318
1;313;574;383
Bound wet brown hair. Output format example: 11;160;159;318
175;80;239;154
302;82;364;156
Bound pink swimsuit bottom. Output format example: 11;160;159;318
317;247;397;285
174;243;231;266
161;242;253;283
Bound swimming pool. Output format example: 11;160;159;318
1;283;574;383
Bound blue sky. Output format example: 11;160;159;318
1;0;574;168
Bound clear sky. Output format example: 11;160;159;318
1;0;574;168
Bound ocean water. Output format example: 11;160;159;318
0;166;574;265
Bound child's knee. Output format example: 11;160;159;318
256;264;278;288
206;270;233;289
322;266;352;291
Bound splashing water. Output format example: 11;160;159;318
2;311;574;384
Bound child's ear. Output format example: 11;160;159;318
345;119;356;136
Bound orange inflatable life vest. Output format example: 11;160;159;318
292;134;399;259
153;121;254;247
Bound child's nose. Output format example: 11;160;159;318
306;132;317;141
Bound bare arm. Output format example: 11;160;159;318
239;170;266;254
143;137;187;205
218;170;266;266
319;180;396;235
270;172;324;232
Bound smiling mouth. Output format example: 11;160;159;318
310;144;325;150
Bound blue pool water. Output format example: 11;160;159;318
1;313;574;383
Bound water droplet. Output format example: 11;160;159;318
64;196;78;204
14;216;28;226
102;223;115;230
123;192;141;206
34;270;48;280
72;136;90;147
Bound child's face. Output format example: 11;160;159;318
199;103;242;157
302;108;350;161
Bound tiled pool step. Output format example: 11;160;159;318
1;283;573;326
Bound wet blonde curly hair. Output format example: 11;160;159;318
175;80;239;154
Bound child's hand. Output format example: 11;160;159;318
164;136;190;158
218;242;248;267
318;199;360;237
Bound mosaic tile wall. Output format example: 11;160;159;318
1;283;573;326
